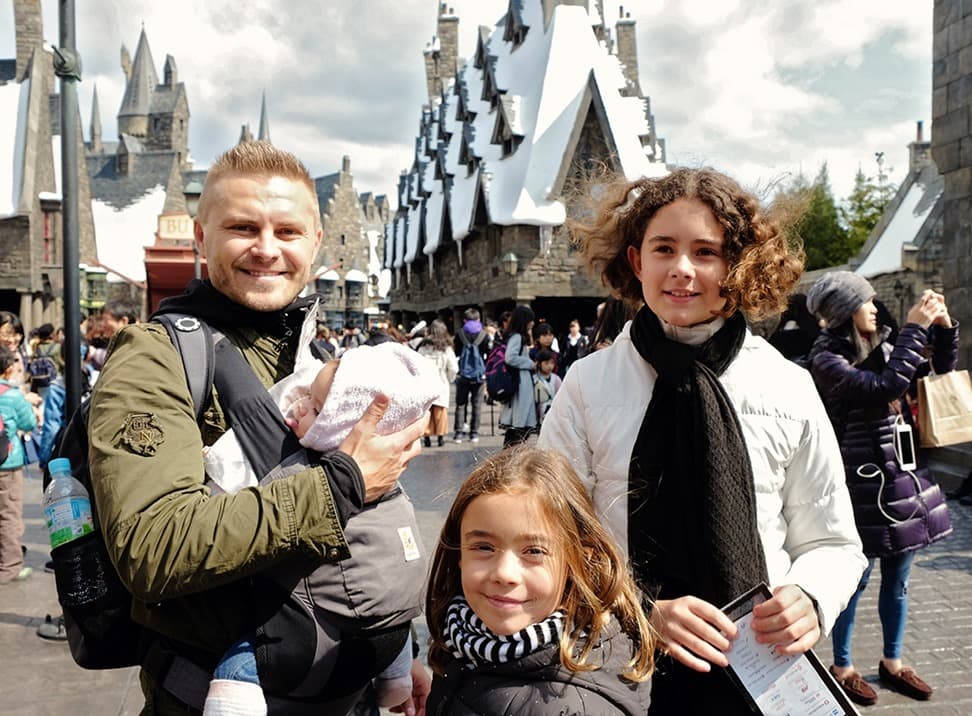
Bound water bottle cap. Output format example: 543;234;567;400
48;457;72;474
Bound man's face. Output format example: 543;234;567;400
100;313;127;337
195;173;322;312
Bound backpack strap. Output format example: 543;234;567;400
153;314;215;424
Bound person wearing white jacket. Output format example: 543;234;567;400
538;167;866;714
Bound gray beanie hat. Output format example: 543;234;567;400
806;271;875;328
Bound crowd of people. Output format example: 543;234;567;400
5;140;965;715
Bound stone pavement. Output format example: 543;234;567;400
3;423;971;714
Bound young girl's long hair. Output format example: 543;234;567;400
426;446;655;682
419;318;453;352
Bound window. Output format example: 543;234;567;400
340;234;347;246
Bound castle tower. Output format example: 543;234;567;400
117;29;159;139
89;85;103;154
258;92;271;143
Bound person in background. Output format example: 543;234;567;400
558;318;589;377
424;446;655;715
539;167;866;713
0;346;38;585
500;305;536;448
418;319;458;448
529;322;559;375
590;297;637;351
453;308;487;444
532;348;561;428
100;297;140;336
0;313;31;391
807;272;956;706
767;293;820;368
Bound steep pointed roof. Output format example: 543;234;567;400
90;85;102;138
118;28;159;118
258;92;271;142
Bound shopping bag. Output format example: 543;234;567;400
917;370;972;447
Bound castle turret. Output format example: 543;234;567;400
117;29;159;139
258;92;271;143
163;54;178;88
89;85;103;154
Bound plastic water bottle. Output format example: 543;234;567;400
43;457;94;549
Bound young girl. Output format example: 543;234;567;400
499;305;536;447
538;167;867;713
417;319;458;447
425;446;655;715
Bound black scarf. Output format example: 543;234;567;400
153;279;319;339
627;306;767;609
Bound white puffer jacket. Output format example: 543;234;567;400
538;320;866;635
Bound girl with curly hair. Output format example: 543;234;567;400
425;446;655;714
538;167;867;713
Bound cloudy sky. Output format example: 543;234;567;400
3;0;931;204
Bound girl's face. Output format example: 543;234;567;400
538;333;553;348
459;491;566;635
627;198;729;327
0;325;21;352
853;300;878;336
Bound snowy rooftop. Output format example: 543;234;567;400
92;184;167;283
854;164;943;279
389;2;665;265
0;80;29;218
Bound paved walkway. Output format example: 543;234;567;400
3;427;971;714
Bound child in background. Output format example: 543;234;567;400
424;447;655;715
203;341;438;716
532;348;561;427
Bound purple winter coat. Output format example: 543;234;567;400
809;321;957;558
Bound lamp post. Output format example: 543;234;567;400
501;251;519;277
55;0;82;416
184;180;204;279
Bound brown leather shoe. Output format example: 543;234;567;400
878;662;932;700
830;666;878;706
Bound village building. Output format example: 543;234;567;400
0;0;97;331
384;0;666;333
311;156;391;330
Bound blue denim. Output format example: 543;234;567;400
832;551;915;666
213;636;261;684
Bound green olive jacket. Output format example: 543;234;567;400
87;292;354;655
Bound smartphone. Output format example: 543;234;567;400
895;422;917;471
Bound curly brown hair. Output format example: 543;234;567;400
425;446;656;682
571;168;804;320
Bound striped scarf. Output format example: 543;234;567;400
444;596;565;668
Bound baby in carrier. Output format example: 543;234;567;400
202;341;438;715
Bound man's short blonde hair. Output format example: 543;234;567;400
197;141;320;224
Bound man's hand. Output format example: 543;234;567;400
338;394;428;502
750;584;820;655
650;596;738;672
389;658;432;716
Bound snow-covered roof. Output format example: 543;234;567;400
92;184;167;283
389;2;664;267
854;164;943;279
0;80;30;218
345;268;369;282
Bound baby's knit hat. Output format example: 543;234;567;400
806;271;875;328
297;342;439;452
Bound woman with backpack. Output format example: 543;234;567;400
499;305;536;448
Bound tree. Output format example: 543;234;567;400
778;163;851;270
841;166;896;255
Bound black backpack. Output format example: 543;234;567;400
48;314;216;669
28;343;58;389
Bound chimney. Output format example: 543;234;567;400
908;120;932;173
615;7;641;97
342;155;351;174
436;6;459;94
14;0;44;82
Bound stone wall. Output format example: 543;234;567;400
933;0;972;368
